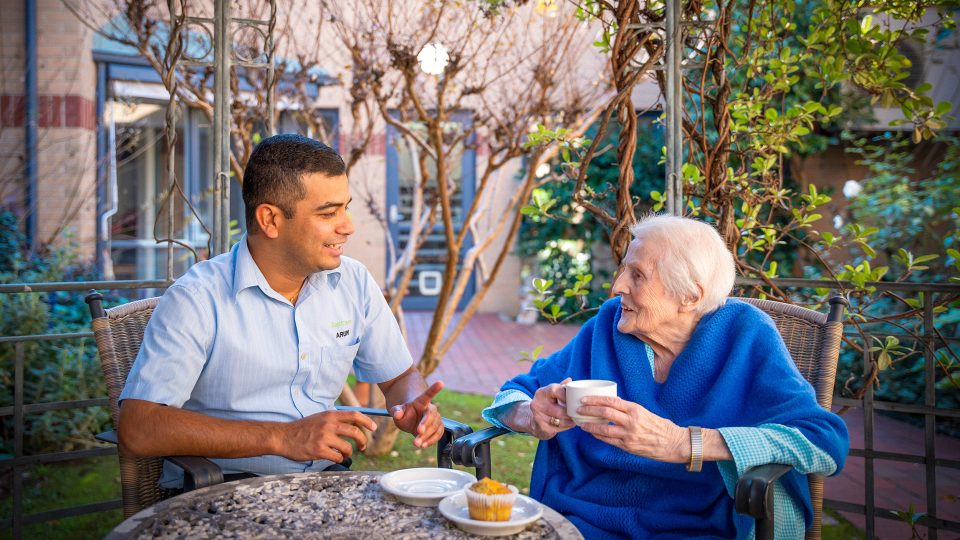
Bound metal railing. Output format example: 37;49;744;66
737;277;960;539
1;279;172;539
1;276;958;539
2;2;281;536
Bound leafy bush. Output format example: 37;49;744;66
0;210;121;455
518;115;662;322
826;134;960;434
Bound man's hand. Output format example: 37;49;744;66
279;409;378;462
390;381;444;448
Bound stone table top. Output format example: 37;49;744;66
105;471;583;539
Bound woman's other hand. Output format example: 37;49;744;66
576;395;688;463
525;377;575;440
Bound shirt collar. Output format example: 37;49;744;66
311;268;343;290
232;235;343;299
232;235;267;297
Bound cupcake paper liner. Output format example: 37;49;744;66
464;482;519;522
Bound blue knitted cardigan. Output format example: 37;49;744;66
500;297;849;539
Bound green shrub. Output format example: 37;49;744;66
0;210;123;455
518;115;662;322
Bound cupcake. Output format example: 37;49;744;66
465;477;518;521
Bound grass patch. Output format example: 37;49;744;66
351;389;538;492
0;454;121;540
822;507;866;540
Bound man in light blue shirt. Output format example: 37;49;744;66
118;134;444;484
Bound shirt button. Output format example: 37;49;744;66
300;353;307;360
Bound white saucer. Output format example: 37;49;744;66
438;492;543;536
379;468;476;507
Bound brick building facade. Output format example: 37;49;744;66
1;0;97;252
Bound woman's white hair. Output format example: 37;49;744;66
628;215;736;316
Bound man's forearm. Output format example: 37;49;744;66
379;365;427;410
118;399;284;459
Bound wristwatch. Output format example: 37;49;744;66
686;426;703;473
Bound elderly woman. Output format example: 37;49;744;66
483;215;849;539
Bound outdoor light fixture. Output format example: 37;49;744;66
535;0;558;16
417;43;449;75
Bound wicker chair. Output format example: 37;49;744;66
85;291;475;518
450;296;847;540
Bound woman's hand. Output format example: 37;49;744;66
524;378;575;440
576;395;688;463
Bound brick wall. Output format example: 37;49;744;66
0;0;97;257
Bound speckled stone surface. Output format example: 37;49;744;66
105;472;581;539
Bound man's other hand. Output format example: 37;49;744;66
279;410;377;462
390;381;444;448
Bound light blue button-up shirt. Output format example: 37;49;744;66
120;236;412;484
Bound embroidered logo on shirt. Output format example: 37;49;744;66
331;319;352;328
336;329;350;339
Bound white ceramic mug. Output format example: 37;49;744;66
564;379;617;425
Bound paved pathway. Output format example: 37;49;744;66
405;310;960;538
406;312;580;397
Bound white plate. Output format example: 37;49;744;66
380;468;476;507
438;492;543;537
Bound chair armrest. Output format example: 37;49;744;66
335;406;472;437
97;429;223;492
734;463;793;518
166;456;225;492
734;463;793;540
95;430;119;445
450;426;510;480
334;405;475;474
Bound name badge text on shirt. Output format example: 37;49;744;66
332;319;352;340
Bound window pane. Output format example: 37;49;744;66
389;118;472;304
112;100;190;236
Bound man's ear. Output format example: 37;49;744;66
679;283;705;313
255;204;283;239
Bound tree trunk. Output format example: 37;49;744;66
362;384;401;457
417;348;442;379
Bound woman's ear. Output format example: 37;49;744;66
255;204;283;239
679;283;705;313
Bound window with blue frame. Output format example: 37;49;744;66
385;112;476;310
96;52;338;281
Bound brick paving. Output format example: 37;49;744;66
406;311;579;397
825;410;960;538
405;310;960;538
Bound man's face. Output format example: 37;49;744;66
610;238;684;339
277;172;354;273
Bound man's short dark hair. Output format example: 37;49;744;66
242;134;346;232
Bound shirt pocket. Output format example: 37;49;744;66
305;342;360;404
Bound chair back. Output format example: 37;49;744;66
85;292;168;518
738;296;846;540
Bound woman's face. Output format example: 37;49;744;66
611;238;685;340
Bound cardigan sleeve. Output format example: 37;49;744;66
717;424;839;540
482;390;535;432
